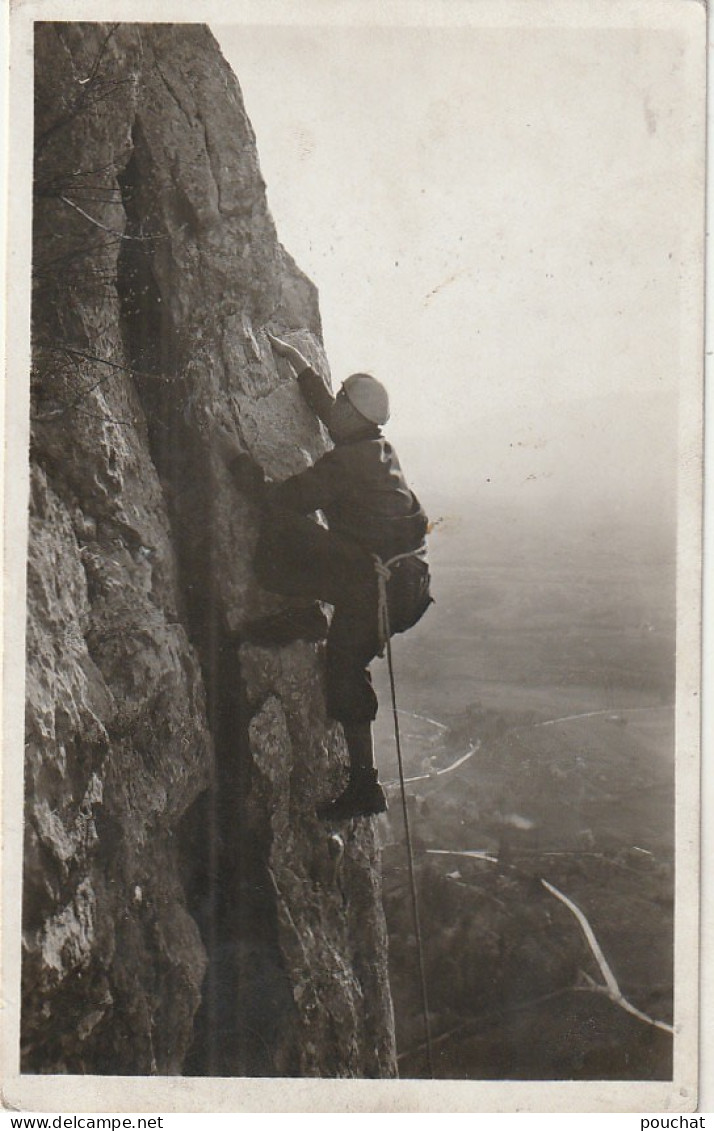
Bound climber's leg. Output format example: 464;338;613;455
323;599;380;722
316;716;387;822
316;718;386;821
245;508;376;645
248;504;388;819
316;600;387;821
342;721;376;772
254;507;373;604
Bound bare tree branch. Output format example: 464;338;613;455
32;365;122;422
34;24;122;154
37;344;174;384
58;195;163;242
33;234;125;275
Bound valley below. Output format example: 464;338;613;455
371;502;676;1080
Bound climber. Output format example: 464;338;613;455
213;331;432;822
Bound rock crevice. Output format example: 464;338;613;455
25;22;396;1078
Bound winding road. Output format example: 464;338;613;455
383;701;675;1039
530;704;673;729
427;848;674;1036
384;701;673;788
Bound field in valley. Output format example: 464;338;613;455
371;502;676;1080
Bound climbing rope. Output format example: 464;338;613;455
374;553;435;1078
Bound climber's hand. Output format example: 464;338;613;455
266;331;309;374
265;331;292;356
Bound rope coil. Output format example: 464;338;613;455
374;553;435;1078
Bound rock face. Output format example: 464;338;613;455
25;22;396;1077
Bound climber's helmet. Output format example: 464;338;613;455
341;373;390;426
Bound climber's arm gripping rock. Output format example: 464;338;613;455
210;415;342;515
266;330;335;427
210;331;343;513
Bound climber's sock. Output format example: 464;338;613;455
342;721;376;773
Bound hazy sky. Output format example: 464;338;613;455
213;15;702;514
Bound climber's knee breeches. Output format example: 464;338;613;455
254;508;374;605
252;507;433;724
325;648;379;723
325;604;381;724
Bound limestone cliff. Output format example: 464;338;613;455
24;22;396;1077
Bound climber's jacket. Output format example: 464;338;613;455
264;366;429;562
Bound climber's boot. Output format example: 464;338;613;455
316;768;388;821
243;603;329;646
